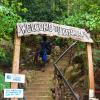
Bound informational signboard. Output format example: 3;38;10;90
17;22;93;43
5;73;25;83
4;89;23;98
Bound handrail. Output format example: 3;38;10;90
54;41;77;64
54;64;79;100
53;41;79;100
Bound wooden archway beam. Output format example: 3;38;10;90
87;43;95;98
11;32;21;100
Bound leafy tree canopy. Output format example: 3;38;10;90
54;0;100;33
0;5;22;40
0;0;28;41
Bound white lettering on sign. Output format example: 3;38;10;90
17;22;93;43
5;73;25;83
4;89;23;98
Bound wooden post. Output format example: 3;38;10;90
87;43;95;99
11;32;21;100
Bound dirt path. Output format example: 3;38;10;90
24;63;54;100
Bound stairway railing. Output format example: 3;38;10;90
53;41;80;100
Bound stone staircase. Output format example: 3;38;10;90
24;64;54;100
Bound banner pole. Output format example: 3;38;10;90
87;43;95;99
11;31;21;100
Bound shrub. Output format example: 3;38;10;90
0;71;10;92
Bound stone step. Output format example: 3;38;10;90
35;76;53;79
25;87;50;92
25;91;51;96
24;96;52;100
28;83;51;87
35;70;53;73
30;79;52;85
32;79;52;84
35;72;54;77
33;77;53;81
25;89;50;93
35;73;54;77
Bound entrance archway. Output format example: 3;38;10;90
11;22;95;100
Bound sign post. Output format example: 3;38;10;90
87;43;95;99
11;33;21;100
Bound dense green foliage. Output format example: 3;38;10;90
0;1;27;65
0;5;21;65
54;0;100;32
0;0;100;39
0;5;22;40
21;0;67;21
0;47;12;65
0;71;10;92
0;0;100;67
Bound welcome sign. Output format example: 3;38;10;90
17;22;93;43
